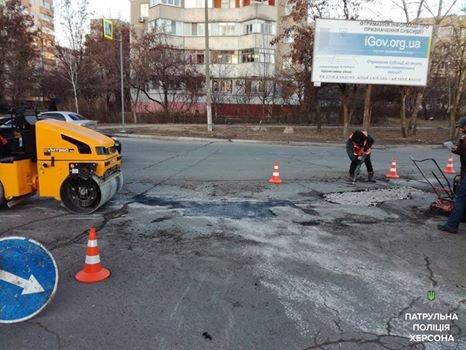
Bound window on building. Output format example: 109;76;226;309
213;80;232;93
150;0;181;7
244;23;252;34
243;20;276;35
211;23;236;36
197;53;205;64
212;50;237;64
258;48;275;63
240;48;275;63
140;3;149;17
186;78;204;91
155;18;183;35
241;48;255;62
185;0;212;7
185;23;204;36
262;21;276;35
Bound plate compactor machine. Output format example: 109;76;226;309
0;110;123;213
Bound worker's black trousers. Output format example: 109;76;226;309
349;154;374;175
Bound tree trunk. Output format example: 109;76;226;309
72;80;79;113
342;94;350;137
400;89;408;138
407;89;424;136
340;84;357;137
132;89;140;124
362;84;373;131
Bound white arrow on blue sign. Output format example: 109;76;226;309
0;237;58;323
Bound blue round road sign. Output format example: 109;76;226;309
0;237;58;323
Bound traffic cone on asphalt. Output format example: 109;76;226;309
385;158;400;179
443;153;456;174
75;228;111;283
268;161;283;184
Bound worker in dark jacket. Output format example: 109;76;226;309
346;130;375;182
438;116;466;233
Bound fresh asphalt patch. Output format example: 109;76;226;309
133;194;295;219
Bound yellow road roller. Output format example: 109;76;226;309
0;111;123;213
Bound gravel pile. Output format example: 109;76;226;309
324;187;424;206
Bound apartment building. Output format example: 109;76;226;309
21;0;55;64
130;0;288;115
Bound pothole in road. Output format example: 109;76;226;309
324;187;425;206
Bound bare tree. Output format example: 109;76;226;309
55;0;89;113
131;32;203;117
80;21;131;121
272;0;324;131
389;0;460;137
362;85;373;131
430;20;466;138
210;63;234;119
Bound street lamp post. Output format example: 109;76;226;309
103;18;125;132
204;0;213;132
119;27;126;133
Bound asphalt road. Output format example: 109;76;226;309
1;138;466;350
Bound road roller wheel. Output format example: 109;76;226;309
60;176;101;213
0;181;5;207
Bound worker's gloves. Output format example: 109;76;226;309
357;156;363;161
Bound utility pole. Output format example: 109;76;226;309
103;18;125;132
204;0;213;132
119;27;126;132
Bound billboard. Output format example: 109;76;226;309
311;18;433;86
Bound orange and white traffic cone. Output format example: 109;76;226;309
268;161;283;184
443;153;456;174
75;228;111;283
385;158;400;179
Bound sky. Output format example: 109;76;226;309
53;0;465;46
53;0;130;45
88;0;130;21
59;0;466;24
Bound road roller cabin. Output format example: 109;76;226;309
0;111;123;213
